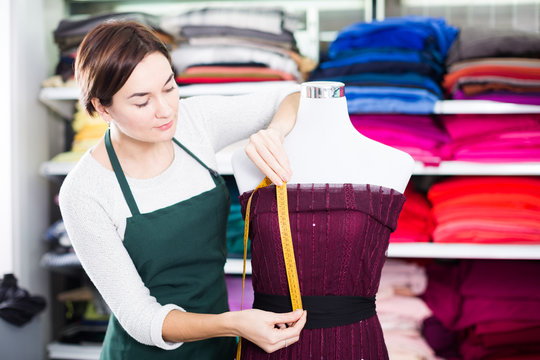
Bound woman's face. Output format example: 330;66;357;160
103;52;179;143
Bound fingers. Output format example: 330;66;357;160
273;309;303;325
272;311;307;350
245;129;292;185
240;309;306;354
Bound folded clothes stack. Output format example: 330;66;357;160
439;113;540;163
390;186;434;243
376;259;436;360
423;260;540;360
45;12;172;87
49;103;108;164
310;15;458;114
350;114;451;165
163;8;313;86
444;26;540;105
428;176;540;244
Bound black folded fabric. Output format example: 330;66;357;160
53;12;164;51
0;274;46;327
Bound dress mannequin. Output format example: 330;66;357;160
232;81;414;194
233;82;414;359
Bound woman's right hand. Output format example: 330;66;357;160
234;308;307;353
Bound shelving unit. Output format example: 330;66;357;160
39;85;540;267
38;2;540;359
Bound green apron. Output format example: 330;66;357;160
100;129;236;359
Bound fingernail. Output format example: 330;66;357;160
294;309;302;314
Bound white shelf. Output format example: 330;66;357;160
41;156;540;177
40;139;247;177
387;243;540;260
40;86;540;118
40;161;76;177
229;244;540;270
48;342;101;360
38;82;300;119
413;161;540;175
224;258;252;275
433;99;540;114
177;81;300;97
39;87;80;119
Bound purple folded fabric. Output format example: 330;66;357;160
453;89;540;105
460;260;540;299
422;316;460;359
226;275;254;311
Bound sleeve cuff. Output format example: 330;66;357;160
150;304;186;350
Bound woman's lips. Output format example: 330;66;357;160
157;120;173;131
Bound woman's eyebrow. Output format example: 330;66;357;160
128;74;174;99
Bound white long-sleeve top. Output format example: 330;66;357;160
59;85;300;350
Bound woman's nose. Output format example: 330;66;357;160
156;95;173;118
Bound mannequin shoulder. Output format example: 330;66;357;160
231;148;265;195
369;138;415;167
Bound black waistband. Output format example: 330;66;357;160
253;292;376;329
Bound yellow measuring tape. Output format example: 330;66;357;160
236;177;303;359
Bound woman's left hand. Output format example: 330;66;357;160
244;127;292;186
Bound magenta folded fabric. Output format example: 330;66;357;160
460;260;540;299
440;114;540;162
350;114;450;165
423;260;540;359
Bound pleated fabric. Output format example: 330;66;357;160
238;183;406;359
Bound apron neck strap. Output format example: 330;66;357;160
105;129;141;216
172;138;220;186
104;130;222;216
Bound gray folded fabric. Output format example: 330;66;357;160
448;57;540;73
446;26;540;66
188;36;295;51
40;251;81;270
181;25;296;46
161;7;301;36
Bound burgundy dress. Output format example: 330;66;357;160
238;183;405;360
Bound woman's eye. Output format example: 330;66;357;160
135;101;148;108
165;86;175;93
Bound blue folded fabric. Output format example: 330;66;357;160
335;46;443;64
329;15;458;59
312;60;442;81
310;72;443;98
345;86;438;114
320;48;442;75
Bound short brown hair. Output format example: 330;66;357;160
75;20;171;116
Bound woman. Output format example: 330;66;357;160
59;20;306;359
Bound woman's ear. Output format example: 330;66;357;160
91;98;112;124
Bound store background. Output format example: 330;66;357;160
1;0;540;359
